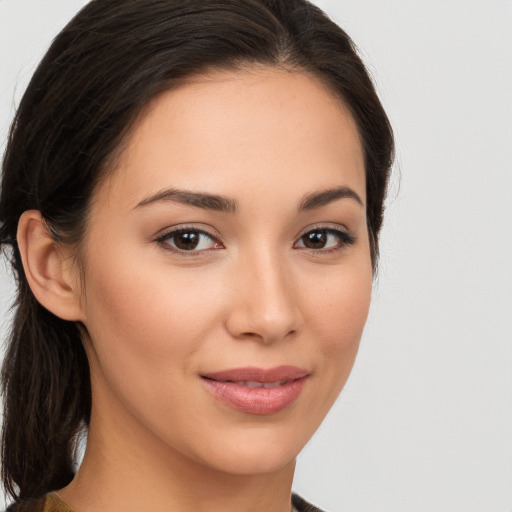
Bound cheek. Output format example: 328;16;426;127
308;264;372;351
79;249;230;437
80;246;223;379
303;258;372;398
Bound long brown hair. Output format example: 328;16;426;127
0;0;394;502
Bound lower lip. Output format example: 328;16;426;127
202;377;308;415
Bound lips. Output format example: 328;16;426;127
201;366;309;415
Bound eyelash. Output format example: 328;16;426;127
155;227;221;256
155;225;356;257
295;226;356;253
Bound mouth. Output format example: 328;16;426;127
200;366;309;415
214;379;289;389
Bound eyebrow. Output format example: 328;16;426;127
298;186;363;211
135;185;363;213
135;188;237;213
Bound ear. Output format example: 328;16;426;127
17;210;85;322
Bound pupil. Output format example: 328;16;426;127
304;231;326;249
175;232;199;250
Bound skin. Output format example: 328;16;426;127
19;67;372;512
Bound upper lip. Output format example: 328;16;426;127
201;366;309;383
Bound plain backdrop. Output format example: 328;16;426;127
1;1;511;511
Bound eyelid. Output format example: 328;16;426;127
293;223;356;251
154;224;224;255
153;222;355;256
295;222;351;239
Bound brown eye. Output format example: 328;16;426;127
295;228;356;251
301;231;327;249
158;229;220;252
174;232;200;250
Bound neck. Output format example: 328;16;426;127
59;399;296;512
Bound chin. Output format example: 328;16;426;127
202;443;298;476
183;420;312;477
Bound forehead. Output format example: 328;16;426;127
98;67;365;211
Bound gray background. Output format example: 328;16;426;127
1;1;511;511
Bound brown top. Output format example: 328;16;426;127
7;492;324;512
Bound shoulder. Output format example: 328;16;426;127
292;493;326;512
5;494;73;512
8;493;321;512
5;495;46;512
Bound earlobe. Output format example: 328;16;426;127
17;210;85;322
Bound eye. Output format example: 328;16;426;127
294;227;355;251
156;228;222;253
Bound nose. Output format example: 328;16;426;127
224;249;302;344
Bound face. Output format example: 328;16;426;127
77;67;372;476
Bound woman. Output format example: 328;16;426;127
0;1;393;511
